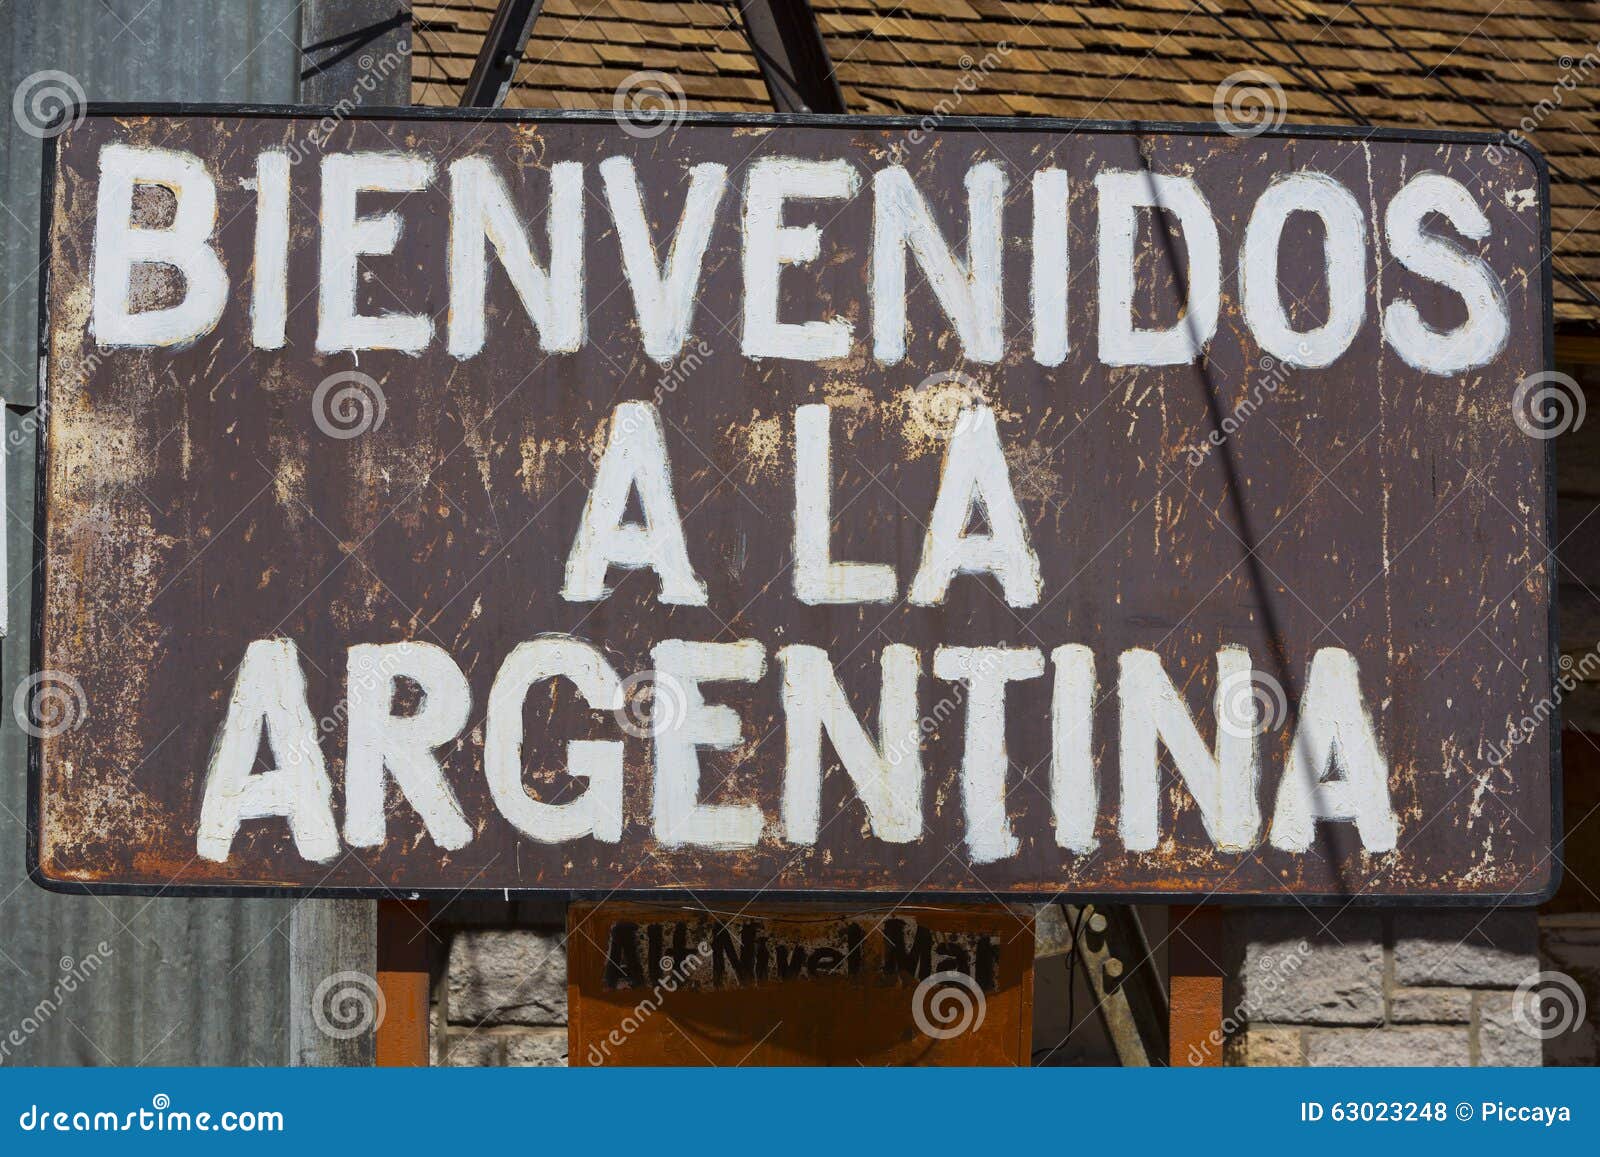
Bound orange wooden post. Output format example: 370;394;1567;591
375;898;432;1066
1167;904;1225;1066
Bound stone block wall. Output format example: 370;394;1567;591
1224;908;1556;1066
429;900;569;1067
423;901;1595;1067
1538;917;1600;1066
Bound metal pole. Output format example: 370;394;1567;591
290;0;414;1067
459;0;544;108
737;0;845;113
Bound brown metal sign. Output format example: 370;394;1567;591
32;108;1556;900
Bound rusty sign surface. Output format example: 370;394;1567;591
33;107;1556;900
567;903;1034;1066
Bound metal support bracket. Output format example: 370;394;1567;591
460;0;844;114
737;0;846;113
1050;903;1169;1066
460;0;544;108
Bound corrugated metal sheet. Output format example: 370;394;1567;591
1;0;300;1065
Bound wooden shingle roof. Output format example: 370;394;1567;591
412;0;1600;326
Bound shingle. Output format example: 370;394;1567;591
413;0;1600;322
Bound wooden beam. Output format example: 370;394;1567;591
289;2;412;1069
737;0;846;114
1556;332;1600;364
289;900;379;1065
1167;904;1225;1066
376;899;432;1066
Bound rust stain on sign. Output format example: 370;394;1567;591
33;109;1555;899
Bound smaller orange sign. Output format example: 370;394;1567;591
568;902;1033;1066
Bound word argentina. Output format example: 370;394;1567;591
196;402;1395;867
94;142;1509;374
